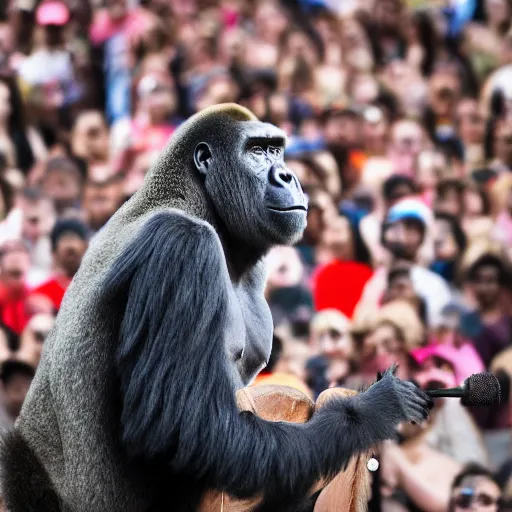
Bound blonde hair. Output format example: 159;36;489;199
353;300;425;352
310;309;351;336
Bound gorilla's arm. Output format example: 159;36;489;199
102;210;430;502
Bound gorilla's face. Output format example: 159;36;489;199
194;121;308;249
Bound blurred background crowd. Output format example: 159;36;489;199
0;0;512;510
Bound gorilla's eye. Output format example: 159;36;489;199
250;146;265;156
269;146;282;157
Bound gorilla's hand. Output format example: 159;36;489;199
364;365;433;427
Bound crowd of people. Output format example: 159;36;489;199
0;0;512;510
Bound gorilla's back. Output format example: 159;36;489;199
16;201;165;511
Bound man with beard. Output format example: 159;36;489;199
31;218;89;311
355;198;452;328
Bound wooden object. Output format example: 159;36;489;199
199;385;370;512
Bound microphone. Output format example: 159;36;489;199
426;372;501;407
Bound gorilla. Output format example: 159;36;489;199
0;104;432;511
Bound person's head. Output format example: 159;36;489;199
494;119;512;168
434;212;467;262
318;215;354;261
0;360;34;419
35;1;70;49
466;254;507;310
355;300;424;377
435;179;465;217
484;0;511;32
464;185;491;219
362;105;390;155
386;264;415;303
382;174;417;210
20;188;56;243
428;63;462;118
134;72;177;124
83;175;124;232
382;199;430;261
372;0;403;33
301;188;336;245
388;119;428;177
449;464;502;512
322;108;362;148
43;158;84;214
310;310;353;360
456;98;486;145
18;313;55;367
106;0;128;21
71;111;109;164
50;218;89;278
0;241;30;295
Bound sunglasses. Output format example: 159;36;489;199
453;488;501;509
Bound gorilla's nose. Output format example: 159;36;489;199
269;165;297;189
266;165;307;212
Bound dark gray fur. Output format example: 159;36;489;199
0;104;432;511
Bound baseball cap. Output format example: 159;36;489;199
386;198;432;226
36;1;70;26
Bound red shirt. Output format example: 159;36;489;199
0;283;31;335
311;260;373;318
32;275;72;311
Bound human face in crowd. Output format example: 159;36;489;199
387;273;416;303
2;372;32;419
472;265;501;310
313;320;352;360
1;250;29;295
451;476;501;512
456;99;486;145
43;170;82;214
83;181;123;232
383;219;424;261
434;218;459;261
54;233;87;278
21;199;54;243
388;120;426;176
360;323;405;376
72;112;110;163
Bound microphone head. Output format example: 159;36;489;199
461;372;501;407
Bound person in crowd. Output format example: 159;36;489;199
42;157;83;216
305;309;354;398
0;240;33;334
16;313;55;368
462;253;512;367
356;197;452;328
0;74;47;174
31;218;89;311
431;212;467;287
82;173;124;233
19;187;55;287
0;359;34;431
312;214;373;318
349;299;425;388
448;464;503;512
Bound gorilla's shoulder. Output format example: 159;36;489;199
143;209;221;247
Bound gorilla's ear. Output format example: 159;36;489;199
194;142;213;176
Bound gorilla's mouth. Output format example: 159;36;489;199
267;205;308;212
